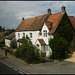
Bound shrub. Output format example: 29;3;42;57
0;38;5;47
49;33;68;61
10;39;17;49
0;44;5;47
15;37;41;64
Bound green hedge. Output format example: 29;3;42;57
49;33;68;61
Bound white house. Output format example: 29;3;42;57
5;6;75;57
15;22;54;57
5;32;15;47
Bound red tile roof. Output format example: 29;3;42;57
38;39;46;45
15;12;65;36
6;11;75;40
16;14;49;31
45;21;51;29
16;11;65;35
48;12;65;34
68;16;75;29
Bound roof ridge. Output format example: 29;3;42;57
51;12;62;15
23;13;48;21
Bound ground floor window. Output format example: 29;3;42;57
41;45;50;52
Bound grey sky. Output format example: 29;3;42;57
0;1;75;29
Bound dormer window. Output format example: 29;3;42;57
43;30;47;37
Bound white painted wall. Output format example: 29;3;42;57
15;31;39;45
45;46;52;57
39;23;54;45
5;39;11;47
35;39;41;51
5;37;16;48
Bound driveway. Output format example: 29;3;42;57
65;52;75;63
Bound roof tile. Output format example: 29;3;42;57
68;16;75;29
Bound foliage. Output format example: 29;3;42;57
55;13;73;44
49;33;68;61
5;29;15;35
15;36;41;64
22;35;32;45
0;26;5;31
0;38;5;44
0;38;5;47
10;39;17;49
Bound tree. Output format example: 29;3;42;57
6;29;15;35
0;26;2;31
49;33;68;61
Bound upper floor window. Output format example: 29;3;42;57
30;33;32;38
18;33;20;37
23;33;25;37
43;30;47;37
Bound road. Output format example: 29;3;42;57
0;48;75;74
0;61;20;74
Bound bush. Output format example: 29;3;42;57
49;33;68;61
10;39;17;49
0;44;5;47
15;37;41;64
0;38;5;47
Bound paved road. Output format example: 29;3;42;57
0;61;20;74
0;49;75;74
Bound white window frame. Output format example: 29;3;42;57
43;30;47;37
18;33;20;37
23;33;25;37
30;33;32;38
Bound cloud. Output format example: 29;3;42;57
0;1;75;29
16;11;38;20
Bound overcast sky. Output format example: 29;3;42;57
0;1;75;30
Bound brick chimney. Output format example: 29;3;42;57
47;8;51;14
22;17;25;21
61;5;66;12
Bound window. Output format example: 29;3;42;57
30;33;32;38
18;33;20;37
43;30;47;37
23;33;25;37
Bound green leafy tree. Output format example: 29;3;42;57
49;33;68;61
0;26;2;31
6;29;15;35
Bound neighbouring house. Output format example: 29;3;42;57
5;32;15;47
5;6;75;57
68;16;75;48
